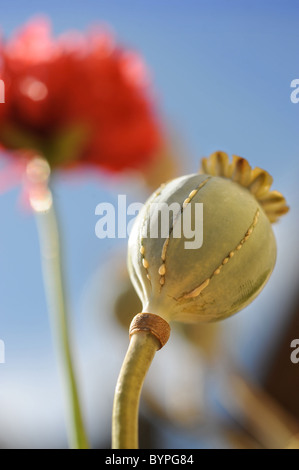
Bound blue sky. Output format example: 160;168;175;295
0;0;298;447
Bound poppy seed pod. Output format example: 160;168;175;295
128;152;289;324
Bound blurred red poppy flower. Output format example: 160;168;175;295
0;17;162;173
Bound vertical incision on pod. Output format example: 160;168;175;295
177;209;260;301
158;177;211;290
139;184;166;286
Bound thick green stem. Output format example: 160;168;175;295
35;202;89;449
112;331;160;449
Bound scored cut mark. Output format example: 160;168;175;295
159;177;211;290
140;183;166;284
177;209;260;301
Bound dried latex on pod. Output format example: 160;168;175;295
128;151;289;324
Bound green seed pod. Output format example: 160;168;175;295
128;152;289;324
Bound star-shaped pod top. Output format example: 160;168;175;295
128;152;289;324
201;152;289;223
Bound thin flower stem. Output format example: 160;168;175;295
112;331;160;449
35;201;89;449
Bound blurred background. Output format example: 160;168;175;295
0;0;298;448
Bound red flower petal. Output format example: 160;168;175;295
0;17;162;173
